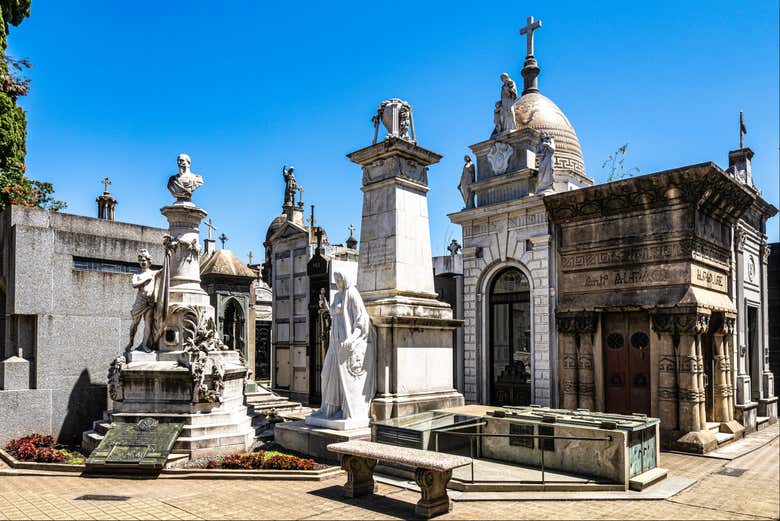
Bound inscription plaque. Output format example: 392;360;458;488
86;418;182;475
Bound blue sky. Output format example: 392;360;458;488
10;1;779;261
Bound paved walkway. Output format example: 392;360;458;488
0;436;777;520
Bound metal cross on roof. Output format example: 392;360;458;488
204;218;218;241
519;15;542;57
218;233;228;249
102;177;111;193
348;224;356;237
307;204;316;227
247;250;254;264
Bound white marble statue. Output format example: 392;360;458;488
487;141;514;176
306;270;375;429
496;73;518;134
536;132;556;193
128;249;162;352
458;155;476;209
167;154;204;202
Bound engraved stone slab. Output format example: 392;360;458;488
86;418;182;475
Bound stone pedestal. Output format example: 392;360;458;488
348;132;464;420
0;356;30;390
274;420;370;463
82;156;254;458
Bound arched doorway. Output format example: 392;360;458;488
222;298;246;356
489;267;532;406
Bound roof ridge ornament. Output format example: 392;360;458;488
519;16;543;95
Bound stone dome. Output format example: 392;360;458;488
265;213;286;243
200;249;257;279
513;92;586;176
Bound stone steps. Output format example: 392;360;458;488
244;386;304;416
756;416;770;430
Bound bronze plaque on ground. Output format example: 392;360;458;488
86;418;182;475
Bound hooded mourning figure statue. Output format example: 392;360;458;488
306;270;375;428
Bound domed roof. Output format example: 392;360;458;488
200;249;257;279
513;91;586;176
265;213;286;243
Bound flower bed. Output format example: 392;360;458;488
204;450;315;471
3;433;84;464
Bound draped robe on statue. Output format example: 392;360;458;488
306;271;374;429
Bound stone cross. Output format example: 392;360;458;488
519;16;542;56
307;204;316;227
348;224;356;237
247;251;254;264
204;218;218;241
102;177;111;194
218;233;228;249
739;111;747;149
447;239;462;256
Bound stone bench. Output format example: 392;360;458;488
327;440;472;518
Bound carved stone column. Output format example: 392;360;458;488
414;468;453;518
575;312;597;411
556;314;578;410
341;455;378;498
674;310;717;453
711;313;731;423
651;312;678;435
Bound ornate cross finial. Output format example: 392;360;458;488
102;177;112;194
346;224;358;249
247;250;254;265
297;186;304;206
315;227;324;254
204;218;218;241
218;233;228;249
739;111;747;149
448;239;462;256
348;224;356;237
519;16;542;57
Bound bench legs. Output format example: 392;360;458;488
341;455;378;498
414;468;453;518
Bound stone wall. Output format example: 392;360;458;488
0;206;165;444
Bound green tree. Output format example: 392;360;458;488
602;143;640;182
0;0;66;211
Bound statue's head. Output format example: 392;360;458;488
464;155;471;163
333;270;355;291
137;249;152;269
500;73;509;83
177;154;192;174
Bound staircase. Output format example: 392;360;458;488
244;385;310;417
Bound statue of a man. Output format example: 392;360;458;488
498;73;518;134
282;165;298;206
128;249;161;352
536;132;556;193
167;154;203;201
458;155;476;209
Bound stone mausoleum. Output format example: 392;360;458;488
449;16;592;408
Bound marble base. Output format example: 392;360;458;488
274;420;370;462
305;415;369;431
735;402;759;433
371;390;465;422
758;396;778;420
673;429;718;454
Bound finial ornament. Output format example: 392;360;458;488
247;250;254;265
218;233;229;249
102;177;112;194
372;98;416;144
519;16;543;94
739;111;747;149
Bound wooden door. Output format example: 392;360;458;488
603;312;651;415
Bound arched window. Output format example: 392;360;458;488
222;298;246;355
489;267;532;406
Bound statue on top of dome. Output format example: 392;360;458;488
492;73;518;136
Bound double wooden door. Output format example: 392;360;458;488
603;312;651;416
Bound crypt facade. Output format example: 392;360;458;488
449;17;593;407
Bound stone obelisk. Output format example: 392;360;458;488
349;99;465;420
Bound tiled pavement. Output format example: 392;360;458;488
0;437;777;520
